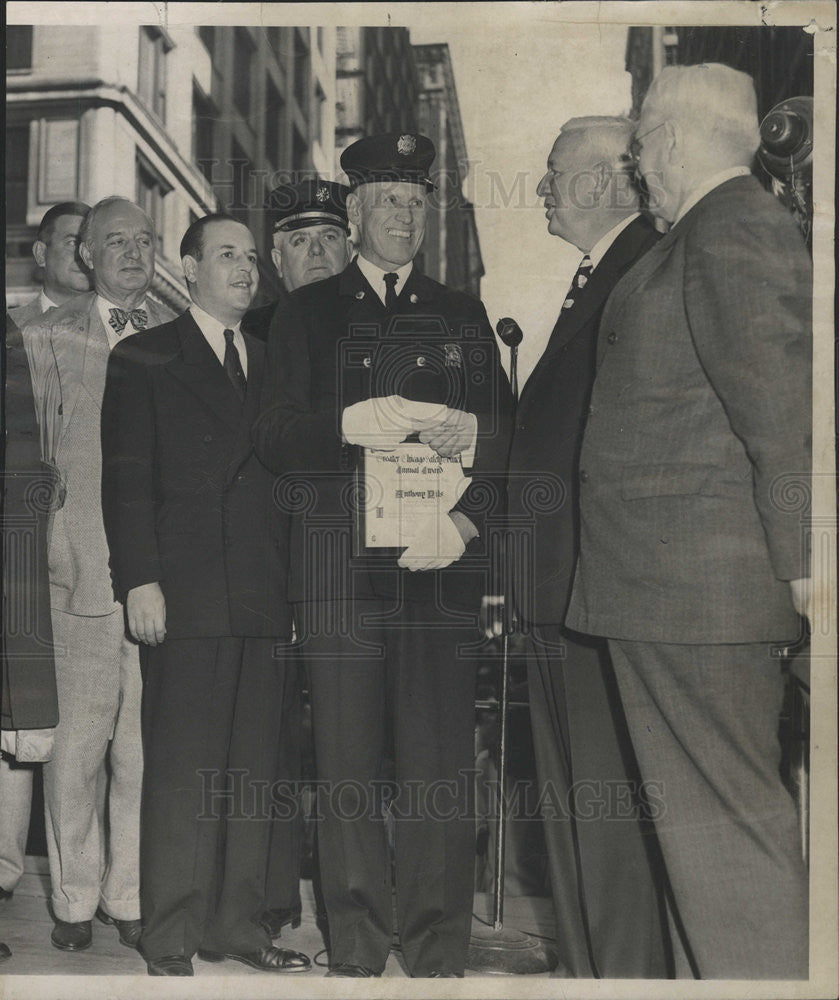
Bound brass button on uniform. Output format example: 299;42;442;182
203;434;213;443
607;331;618;344
416;356;426;367
580;470;589;483
362;356;372;368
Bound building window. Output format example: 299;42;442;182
264;75;284;167
293;29;309;111
234;28;254;117
197;25;214;56
6;125;30;225
192;82;215;183
135;151;171;255
230;138;254;222
291;126;308;176
138;27;169;122
312;83;326;147
7;26;33;71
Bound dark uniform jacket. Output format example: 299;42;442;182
566;176;812;644
254;259;512;610
100;311;292;640
2;319;58;729
507;215;660;625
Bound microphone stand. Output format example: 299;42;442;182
467;321;557;974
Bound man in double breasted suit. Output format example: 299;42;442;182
566;64;811;978
24;197;173;953
254;133;511;978
101;214;309;977
508;117;665;978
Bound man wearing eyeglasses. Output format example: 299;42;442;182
566;64;812;978
508;116;664;978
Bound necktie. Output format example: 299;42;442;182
561;255;593;311
109;306;149;334
223;328;247;401
384;272;398;311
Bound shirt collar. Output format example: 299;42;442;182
356;254;413;303
674;166;752;226
189;302;242;338
588;212;641;270
39;289;58;313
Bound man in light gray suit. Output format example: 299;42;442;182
1;201;91;906
25;196;174;953
566;64;811;978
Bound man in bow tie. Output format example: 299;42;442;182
23;197;174;954
507;117;665;978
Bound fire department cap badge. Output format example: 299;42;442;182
397;134;417;156
315;185;330;203
444;343;463;367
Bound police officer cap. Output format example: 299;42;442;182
269;179;350;233
340;132;436;191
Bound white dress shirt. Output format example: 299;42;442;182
674;166;752;226
96;295;151;351
39;290;58;313
189;303;248;378
356;255;413;306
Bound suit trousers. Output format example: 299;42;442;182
43;605;143;922
527;626;667;978
263;658;303;914
608;639;808;979
299;597;477;977
139;635;288;960
0;758;34;892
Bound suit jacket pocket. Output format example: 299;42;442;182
620;464;749;500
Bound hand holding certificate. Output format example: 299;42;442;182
345;396;478;557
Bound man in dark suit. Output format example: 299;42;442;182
508;116;665;978
254;133;511;978
101;214;310;977
566;64;811;978
1;318;58;955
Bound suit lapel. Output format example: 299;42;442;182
539;217;657;366
166;311;245;425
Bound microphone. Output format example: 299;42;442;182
495;317;523;402
496;317;523;348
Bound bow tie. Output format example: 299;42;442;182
109;307;148;334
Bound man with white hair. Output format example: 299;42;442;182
509;116;664;977
566;64;811;978
24;196;174;953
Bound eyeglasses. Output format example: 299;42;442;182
629;120;667;164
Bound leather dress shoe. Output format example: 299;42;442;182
95;905;143;948
0;887;13;901
197;945;311;972
325;963;381;977
258;904;302;938
428;971;463;977
146;954;194;976
51;918;92;952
